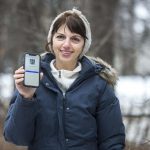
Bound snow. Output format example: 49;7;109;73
0;73;14;102
116;76;150;115
133;20;145;33
134;2;149;19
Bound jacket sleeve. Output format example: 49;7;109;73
96;83;125;150
3;90;40;146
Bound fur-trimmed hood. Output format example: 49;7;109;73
85;56;118;87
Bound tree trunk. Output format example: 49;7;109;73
89;0;119;65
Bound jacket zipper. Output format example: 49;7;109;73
63;92;66;98
59;70;61;78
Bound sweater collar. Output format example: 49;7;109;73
50;59;82;78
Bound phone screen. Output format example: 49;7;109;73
24;53;40;87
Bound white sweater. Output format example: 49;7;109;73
50;59;82;93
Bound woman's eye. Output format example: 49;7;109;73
56;35;65;40
71;37;80;43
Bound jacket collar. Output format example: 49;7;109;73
40;52;99;78
40;52;117;87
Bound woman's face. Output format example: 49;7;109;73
52;24;84;70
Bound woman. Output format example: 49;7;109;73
4;8;125;150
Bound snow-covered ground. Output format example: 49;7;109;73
116;76;150;144
116;76;150;115
0;74;150;144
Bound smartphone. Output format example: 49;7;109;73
24;53;40;87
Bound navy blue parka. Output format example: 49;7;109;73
4;53;125;150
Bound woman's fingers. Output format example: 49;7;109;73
14;74;24;79
14;66;25;84
15;68;24;74
14;66;24;77
18;66;23;69
15;78;24;84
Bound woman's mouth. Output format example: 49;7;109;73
60;50;73;57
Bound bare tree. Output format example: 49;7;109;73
88;0;120;65
0;0;64;73
0;0;121;73
114;0;137;75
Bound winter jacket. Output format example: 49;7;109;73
4;53;125;150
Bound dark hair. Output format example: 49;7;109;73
45;12;87;52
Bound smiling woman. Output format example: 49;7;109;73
3;8;125;150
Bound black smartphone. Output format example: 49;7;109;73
24;53;40;87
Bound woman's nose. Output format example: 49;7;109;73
62;38;71;48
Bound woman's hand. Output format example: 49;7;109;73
14;66;43;99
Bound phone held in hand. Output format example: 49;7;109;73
24;53;40;87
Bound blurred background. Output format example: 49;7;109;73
0;0;150;149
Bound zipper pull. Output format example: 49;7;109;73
59;70;61;78
63;92;66;98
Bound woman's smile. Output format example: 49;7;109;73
60;49;73;58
